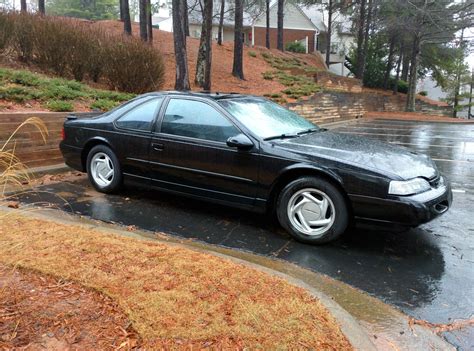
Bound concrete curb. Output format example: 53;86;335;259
0;206;376;351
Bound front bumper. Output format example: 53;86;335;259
350;180;453;227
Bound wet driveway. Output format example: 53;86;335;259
16;119;474;349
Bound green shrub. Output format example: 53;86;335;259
285;41;306;53
102;36;165;93
262;71;274;80
45;100;74;112
418;90;427;96
248;51;257;58
0;86;37;102
90;99;118;111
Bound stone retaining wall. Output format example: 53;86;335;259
288;91;453;125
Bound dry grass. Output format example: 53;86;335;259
0;117;47;197
0;212;353;350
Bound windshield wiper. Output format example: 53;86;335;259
263;133;299;141
297;128;320;136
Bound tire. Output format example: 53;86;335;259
276;176;349;244
86;145;122;193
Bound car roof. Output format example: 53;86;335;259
138;91;261;101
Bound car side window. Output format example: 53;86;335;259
161;99;239;142
116;98;162;131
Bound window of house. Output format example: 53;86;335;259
161;99;239;142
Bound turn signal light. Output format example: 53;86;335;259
61;127;66;141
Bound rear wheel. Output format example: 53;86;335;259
86;145;122;193
276;177;349;244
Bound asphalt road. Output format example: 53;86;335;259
16;119;474;349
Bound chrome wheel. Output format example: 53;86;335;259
90;152;114;187
287;188;336;237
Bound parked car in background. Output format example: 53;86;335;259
60;92;452;244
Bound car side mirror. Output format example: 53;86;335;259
226;133;254;150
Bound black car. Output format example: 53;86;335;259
60;92;452;244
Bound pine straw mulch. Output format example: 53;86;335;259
0;212;353;350
0;264;140;350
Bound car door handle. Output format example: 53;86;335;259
152;143;164;151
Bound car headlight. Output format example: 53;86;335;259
388;178;431;196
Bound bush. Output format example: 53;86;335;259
0;12;14;52
248;51;257;58
11;13;36;62
102;36;165;93
285;41;306;54
0;13;165;93
418;91;428;96
45;100;74;111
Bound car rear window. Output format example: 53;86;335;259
115;98;163;131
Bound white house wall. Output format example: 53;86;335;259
253;2;316;30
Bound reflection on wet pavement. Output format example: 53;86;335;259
15;119;474;350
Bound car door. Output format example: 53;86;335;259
112;97;163;180
149;97;260;206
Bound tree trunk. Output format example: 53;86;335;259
401;50;410;82
147;0;153;43
183;0;190;37
123;0;132;35
195;0;213;90
359;0;372;81
20;0;27;12
173;0;190;90
393;45;403;94
265;0;270;49
38;0;45;14
277;0;284;51
232;0;244;79
139;0;148;41
325;0;333;67
355;0;366;79
119;0;125;21
406;36;420;112
383;36;395;89
217;0;225;45
468;69;473;119
453;28;465;118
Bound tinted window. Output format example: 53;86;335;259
116;98;162;131
161;99;239;142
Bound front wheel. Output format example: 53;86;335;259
276;177;349;244
86;145;122;193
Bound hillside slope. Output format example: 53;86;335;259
91;20;327;95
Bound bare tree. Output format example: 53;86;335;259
383;35;396;89
147;0;153;43
265;0;270;49
325;0;334;67
232;0;244;79
183;0;190;37
120;0;125;20
392;43;403;94
173;0;190;90
123;0;132;35
20;0;27;12
38;0;45;14
195;0;213;90
139;0;148;41
355;0;366;78
277;0;284;51
217;0;225;45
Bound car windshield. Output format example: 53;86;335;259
218;98;318;140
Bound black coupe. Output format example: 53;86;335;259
60;92;452;244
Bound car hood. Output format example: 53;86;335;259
275;131;438;180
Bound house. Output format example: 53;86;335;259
148;0;355;74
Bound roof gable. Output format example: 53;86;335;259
253;2;318;31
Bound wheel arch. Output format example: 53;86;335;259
268;165;353;215
81;137;114;172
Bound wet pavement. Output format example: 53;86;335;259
15;119;474;349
